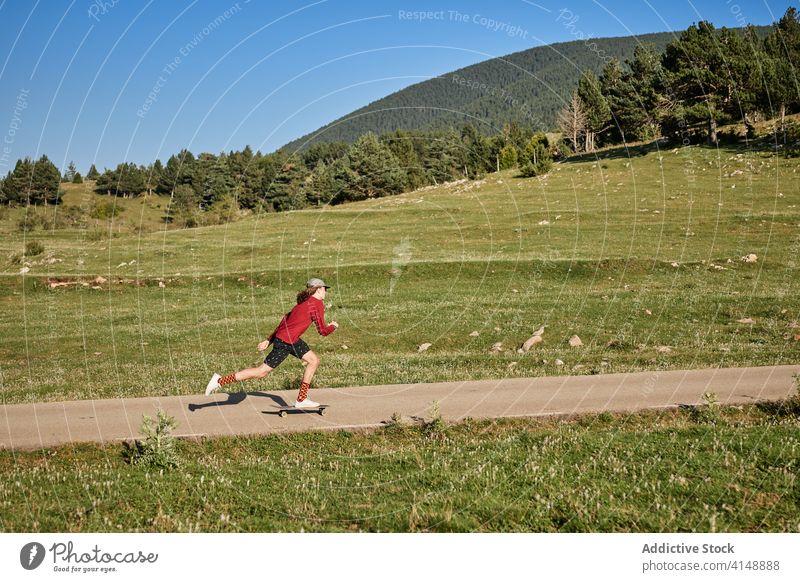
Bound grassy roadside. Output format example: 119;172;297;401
0;402;797;532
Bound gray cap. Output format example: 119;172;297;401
306;277;330;289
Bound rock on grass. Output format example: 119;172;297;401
519;334;543;353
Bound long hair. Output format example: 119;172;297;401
296;286;320;304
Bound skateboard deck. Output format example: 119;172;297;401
276;404;329;417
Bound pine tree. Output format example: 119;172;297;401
460;124;493;177
265;161;309;211
192;153;232;209
163;183;200;226
319;157;356;205
228;145;264;209
32;155;62;204
342;132;405;201
62;161;77;183
420;129;462;184
603;45;666;143
301;142;348;169
577;70;611;152
505;122;536;155
763;8;800;141
94;163;146;197
147;159;164;195
381;129;427;190
157;150;195;195
307;159;357;206
662;21;730;144
86;164;100;180
72;172;83;184
3;158;34;205
631;44;666;139
498;144;518;170
519;133;553;177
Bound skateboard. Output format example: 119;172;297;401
276;404;329;418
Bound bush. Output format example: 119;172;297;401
498;145;518;170
423;400;447;440
519;134;553;177
17;213;44;232
552;141;573;160
24;240;44;257
90;198;123;220
124;409;180;469
86;229;109;241
690;391;722;424
519;157;553;177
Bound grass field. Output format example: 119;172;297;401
1;136;799;533
1;139;798;403
1;403;798;532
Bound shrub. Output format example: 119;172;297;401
690;391;722;424
498;145;518;170
519;134;553;177
423;400;446;439
86;229;109;241
17;213;44;232
125;409;180;469
520;157;553;177
24;240;44;257
90;198;123;220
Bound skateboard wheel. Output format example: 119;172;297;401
279;410;287;418
319;408;326;416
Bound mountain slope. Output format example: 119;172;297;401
281;27;770;152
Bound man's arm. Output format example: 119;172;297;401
310;303;337;336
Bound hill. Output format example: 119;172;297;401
281;27;770;151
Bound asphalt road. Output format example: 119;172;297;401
1;365;797;450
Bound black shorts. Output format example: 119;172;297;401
264;337;311;369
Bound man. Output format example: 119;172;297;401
205;278;338;408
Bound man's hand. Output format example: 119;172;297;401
257;340;271;352
331;321;339;329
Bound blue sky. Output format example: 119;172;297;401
0;0;793;174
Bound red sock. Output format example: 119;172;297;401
219;373;237;386
297;381;310;402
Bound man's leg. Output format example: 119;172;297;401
296;351;319;402
208;363;272;395
230;363;273;383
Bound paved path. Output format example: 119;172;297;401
1;365;797;450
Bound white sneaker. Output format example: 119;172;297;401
294;398;320;408
205;373;221;395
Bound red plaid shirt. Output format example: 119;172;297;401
269;296;336;344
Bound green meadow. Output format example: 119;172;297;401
1;141;798;403
0;405;798;532
1;138;799;532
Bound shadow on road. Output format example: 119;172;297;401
188;391;290;412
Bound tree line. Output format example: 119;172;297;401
558;7;800;152
0;123;556;227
